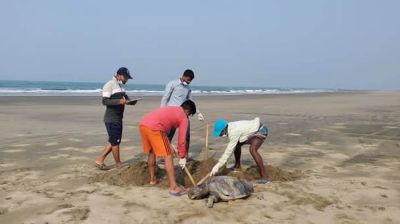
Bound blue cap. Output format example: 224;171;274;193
117;67;132;79
214;119;228;137
259;126;268;135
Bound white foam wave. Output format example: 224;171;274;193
0;88;336;96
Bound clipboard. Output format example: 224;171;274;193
127;98;143;105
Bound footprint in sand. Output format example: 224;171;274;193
61;207;90;222
3;191;53;211
36;206;90;223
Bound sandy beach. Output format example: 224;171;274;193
0;92;399;224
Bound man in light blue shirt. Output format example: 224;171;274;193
161;69;205;155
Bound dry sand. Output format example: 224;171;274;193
90;158;301;188
0;92;399;224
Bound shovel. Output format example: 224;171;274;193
184;166;196;187
196;172;211;186
172;146;197;187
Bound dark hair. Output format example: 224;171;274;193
182;69;194;79
181;100;197;116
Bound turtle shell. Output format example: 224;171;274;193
188;176;253;201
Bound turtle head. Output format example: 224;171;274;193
188;186;209;200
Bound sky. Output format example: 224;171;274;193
0;0;399;90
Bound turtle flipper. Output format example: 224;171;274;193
206;195;216;208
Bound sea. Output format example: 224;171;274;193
0;80;339;96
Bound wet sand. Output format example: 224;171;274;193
0;92;399;223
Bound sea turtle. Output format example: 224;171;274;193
188;176;253;208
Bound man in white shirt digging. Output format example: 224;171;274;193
210;117;269;184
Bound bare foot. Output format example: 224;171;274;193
149;177;162;185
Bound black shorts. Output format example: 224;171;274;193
105;122;123;146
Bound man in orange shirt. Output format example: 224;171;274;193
139;100;196;196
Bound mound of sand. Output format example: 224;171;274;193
91;158;302;188
90;161;159;187
186;158;302;184
229;165;303;182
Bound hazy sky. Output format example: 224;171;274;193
0;0;399;89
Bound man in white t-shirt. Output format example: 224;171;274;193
210;117;269;184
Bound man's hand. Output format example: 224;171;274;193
119;98;129;105
197;113;205;121
210;162;222;176
179;158;186;169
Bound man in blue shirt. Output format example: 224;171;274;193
161;69;205;156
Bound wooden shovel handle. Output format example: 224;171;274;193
197;172;211;186
184;166;196;187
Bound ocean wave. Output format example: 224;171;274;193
0;87;336;96
0;88;102;93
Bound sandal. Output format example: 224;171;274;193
169;188;189;197
256;179;270;184
95;162;107;170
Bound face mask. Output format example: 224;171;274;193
222;133;227;137
182;81;189;86
118;80;126;85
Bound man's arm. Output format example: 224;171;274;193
102;98;121;106
210;134;240;176
102;82;123;105
218;135;240;166
188;90;205;121
177;117;189;158
160;81;174;107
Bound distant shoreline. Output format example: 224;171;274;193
0;80;348;96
